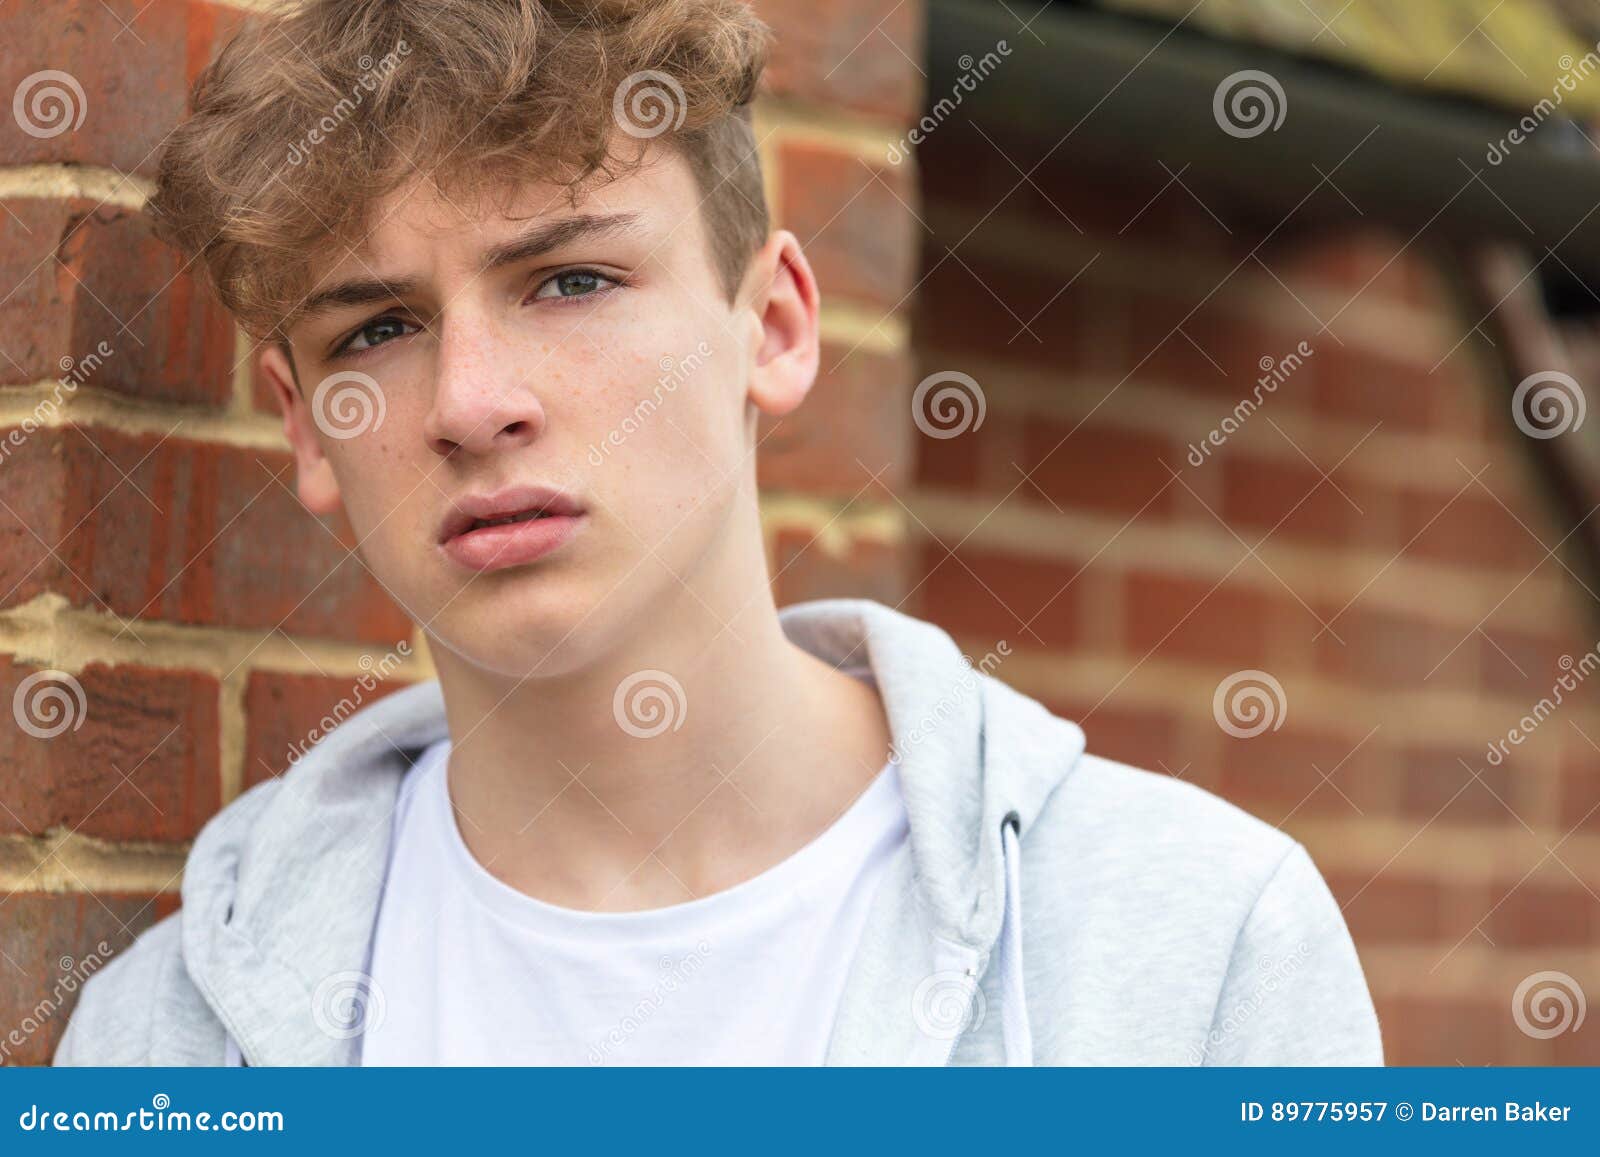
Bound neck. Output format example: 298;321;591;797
424;574;893;912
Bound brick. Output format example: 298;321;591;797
778;139;917;310
1398;488;1550;573
0;0;217;176
771;527;905;606
756;343;911;499
916;248;1090;367
1397;747;1518;824
0;891;178;1066
1482;879;1597;948
756;0;924;121
243;670;410;790
1020;421;1175;518
1215;726;1390;821
914;541;1078;650
0;656;219;840
1324;872;1447;942
0;426;413;643
1053;699;1184;780
1316;604;1474;689
1219;454;1369;547
1558;751;1600;834
0;199;234;405
1375;996;1505;1066
1310;344;1438;430
1476;628;1588;700
1123;572;1284;668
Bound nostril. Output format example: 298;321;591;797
500;420;531;438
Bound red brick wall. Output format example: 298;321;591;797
0;0;926;1065
911;118;1600;1065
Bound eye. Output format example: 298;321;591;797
336;315;418;356
531;268;618;302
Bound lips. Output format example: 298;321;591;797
438;484;588;572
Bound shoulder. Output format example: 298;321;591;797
1018;751;1381;1064
1028;751;1299;906
54;912;188;1066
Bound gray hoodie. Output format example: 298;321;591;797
53;597;1382;1066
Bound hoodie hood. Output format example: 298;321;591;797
179;597;1087;1066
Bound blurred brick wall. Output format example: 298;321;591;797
910;115;1600;1064
0;0;925;1064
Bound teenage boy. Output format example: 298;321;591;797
55;0;1381;1066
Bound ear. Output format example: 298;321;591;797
743;230;820;419
260;342;343;516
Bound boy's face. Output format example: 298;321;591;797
259;144;819;678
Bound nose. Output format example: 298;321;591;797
423;313;545;457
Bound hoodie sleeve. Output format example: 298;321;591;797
1199;841;1384;1065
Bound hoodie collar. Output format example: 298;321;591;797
180;597;1084;1066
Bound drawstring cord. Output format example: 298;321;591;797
998;816;1033;1066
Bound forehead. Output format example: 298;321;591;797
306;142;703;289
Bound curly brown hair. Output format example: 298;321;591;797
148;0;774;339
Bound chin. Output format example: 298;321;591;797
426;578;609;680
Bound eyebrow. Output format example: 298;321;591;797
480;210;643;272
291;210;644;324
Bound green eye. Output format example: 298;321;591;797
342;316;413;353
533;269;615;301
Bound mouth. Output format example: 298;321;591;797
438;486;588;572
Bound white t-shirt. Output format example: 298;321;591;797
359;693;907;1065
